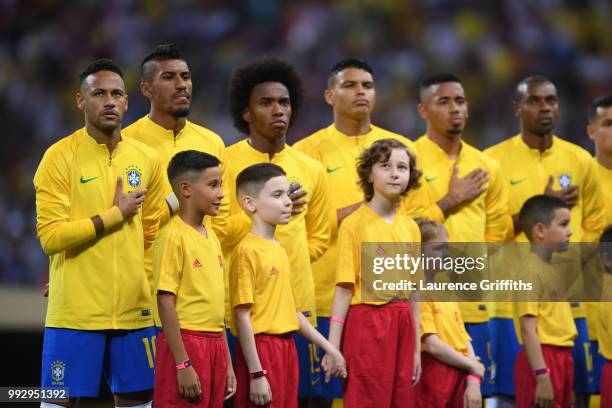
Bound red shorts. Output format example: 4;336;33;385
342;302;415;408
234;333;298;408
153;329;228;408
602;360;612;408
514;345;573;408
415;352;467;408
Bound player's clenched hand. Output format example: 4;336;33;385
113;177;147;219
468;356;485;379
177;366;202;401
321;349;347;383
288;182;307;215
534;375;554;408
250;376;272;406
463;380;482;408
447;165;489;206
225;364;237;400
544;176;578;208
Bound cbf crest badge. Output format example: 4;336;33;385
559;174;572;189
51;360;65;383
125;165;143;189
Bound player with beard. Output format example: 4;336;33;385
486;76;605;407
414;72;511;400
123;44;231;327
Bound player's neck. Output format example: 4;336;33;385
595;150;612;169
530;243;553;264
248;133;285;160
367;192;398;223
178;208;207;236
427;130;462;159
521;129;553;152
148;109;187;136
333;114;371;136
86;123;121;153
250;215;277;241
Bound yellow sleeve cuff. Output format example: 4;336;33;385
100;206;124;230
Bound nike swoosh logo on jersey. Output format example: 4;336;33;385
425;175;438;182
510;178;526;186
326;166;342;174
80;176;98;184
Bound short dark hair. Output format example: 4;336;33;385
79;58;123;85
514;75;553;102
519;195;569;241
236;163;286;197
141;44;183;81
167;150;220;191
418;72;461;101
228;58;303;135
599;226;612;262
588;94;612;124
357;138;421;202
327;58;373;88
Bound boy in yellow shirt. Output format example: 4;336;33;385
514;195;577;408
414;218;484;408
230;163;346;407
153;150;235;407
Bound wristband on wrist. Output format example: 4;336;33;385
250;369;267;379
330;316;345;324
533;367;550;377
176;359;192;370
467;374;481;384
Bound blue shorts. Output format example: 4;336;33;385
488;318;520;397
226;328;237;362
293;332;318;398
572;318;594;395
592;340;606;394
41;327;156;397
311;317;343;399
465;322;493;397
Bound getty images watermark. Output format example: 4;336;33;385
360;242;612;302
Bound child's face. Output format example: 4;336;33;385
540;208;572;251
190;166;223;216
370;148;411;200
423;229;449;272
253;175;293;225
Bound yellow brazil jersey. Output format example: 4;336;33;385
34;127;164;330
415;135;511;323
484;135;604;243
224;140;331;325
229;233;300;335
420;301;471;355
513;253;577;347
598;299;612;360
586;160;612;340
123;116;230;325
153;216;225;332
123;116;228;231
336;204;421;305
294;124;438;316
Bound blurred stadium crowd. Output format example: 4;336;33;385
1;0;611;285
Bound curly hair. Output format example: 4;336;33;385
357;138;421;202
228;57;303;135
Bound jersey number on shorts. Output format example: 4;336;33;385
142;336;157;369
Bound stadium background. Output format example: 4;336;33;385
0;0;611;405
